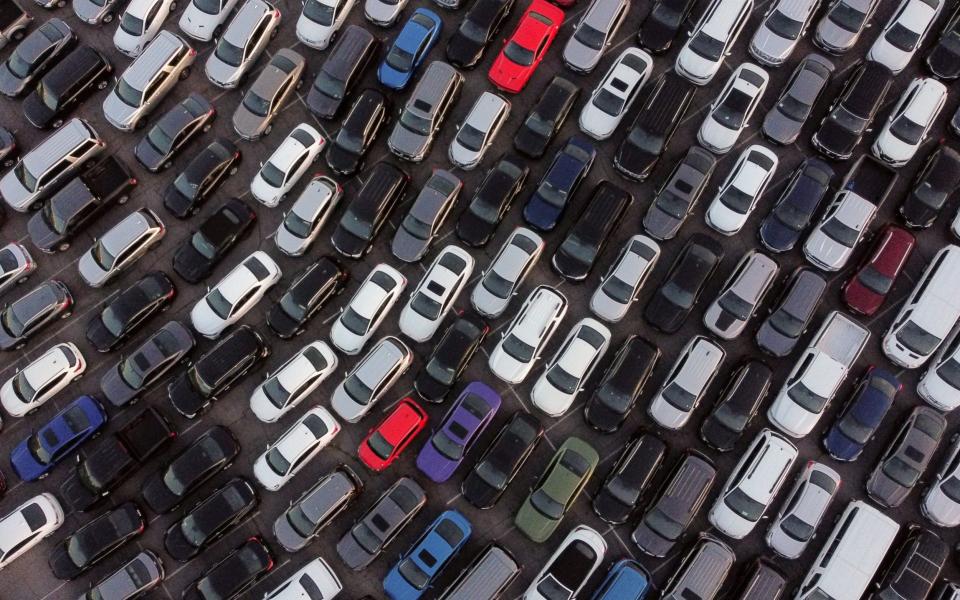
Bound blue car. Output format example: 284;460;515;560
758;158;833;253
592;559;653;600
383;510;471;600
11;395;107;481
823;367;899;462
522;136;597;231
378;8;442;90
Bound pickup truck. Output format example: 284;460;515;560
803;155;897;272
767;310;870;438
26;155;137;253
0;0;32;51
59;406;176;513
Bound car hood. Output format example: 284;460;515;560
868;469;907;507
804;230;848;270
515;498;556;543
167;371;208;419
751;29;793;62
73;0;108;23
26;210;64;252
205;55;243;88
390;227;428;263
102;91;138;129
924;486;960;526
415;438;459;483
190;299;224;338
563;39;598;72
231;105;265;140
78;251;110;287
180;5;217;39
815;20;854;52
365;0;398;24
22;91;58;129
0;65;28;97
48;542;82;580
273;511;309;552
100;363;136;407
134;137;167;171
631;519;673;557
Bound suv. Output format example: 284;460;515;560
522;136;596;231
0;280;73;350
326;89;390;176
204;0;280;89
675;0;752;84
307;25;379;118
78;209;165;288
812;60;894;160
388;61;463;162
513;76;579;158
22;46;111;130
648;335;725;429
814;0;880;53
391;170;462;263
489;285;568;384
0;18;75;98
134;93;215;172
584;336;660;432
700;361;772;451
874;526;948;600
563;0;630;72
336;477;426;570
756;267;826;357
331;162;409;258
867;405;946;508
703;251;779;339
552;182;631;281
644;233;723;333
643;146;716;240
661;536;735;599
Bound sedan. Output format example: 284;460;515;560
522;136;596;231
178;0;240;41
456;154;529;247
590;235;660;322
48;502;144;580
0;280;73;351
766;461;840;559
204;0;281;89
273;467;362;552
531;318;611;417
85;271;177;352
190;251;281;339
249;341;338;423
358;398;428;471
267;257;347;339
697;63;769;154
762;54;834;145
703;251;779;340
113;0;177;57
391;171;462;263
331;336;412;422
841;225;915;316
276;176;343;256
337;478;426;571
642;146;716;241
0;18;75;97
173;199;257;284
100;321;195;407
416;382;500;483
296;0;356;50
398;246;474;342
578;48;652;140
250;123;326;207
814;0;880;53
583;336;660;433
445;0;515;69
868;0;943;73
0;342;85;417
449;92;511;169
78;209;165;288
163;478;257;561
471;227;543;319
233;49;307;141
705;145;778;236
377;8;441;90
488;0;563;93
524;526;606;600
134;94;215;172
82;551;163;600
758;158;834;253
330;264;406;355
325;89;390;176
414;316;488;402
644;234;723;333
749;0;819;66
592;434;665;524
11;395;107;482
181;537;274;600
253;407;340;491
513;76;579;158
163;138;241;218
867;405;946;508
462;411;542;509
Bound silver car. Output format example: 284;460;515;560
391;170;462;263
562;0;629;73
0;242;36;297
814;0;880;54
205;0;281;89
803;193;877;272
232;48;306;140
449;92;510;170
330;336;412;422
275;176;342;256
590;235;660;322
388;61;463;162
79;551;163;599
648;335;725;430
766;461;840;558
471;227;544;319
748;0;819;66
923;433;960;527
78;209;165;288
703;251;778;340
761;54;834;145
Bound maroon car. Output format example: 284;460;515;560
842;225;915;316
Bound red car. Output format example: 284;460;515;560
488;0;564;93
842;225;915;315
358;398;428;471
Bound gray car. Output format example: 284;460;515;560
765;461;840;559
562;0;629;73
99;321;195;407
814;0;880;54
274;466;362;552
661;535;735;600
643;146;716;240
204;0;281;89
72;0;125;24
391;170;462;263
0;242;36;298
867;405;946;508
755;267;826;357
330;336;412;422
748;0;819;66
336;476;426;570
762;54;834;145
0;18;74;97
78;209;165;288
703;251;779;340
590;234;660;322
0;279;73;351
78;550;163;600
233;49;306;140
471;227;544;319
388;61;463;162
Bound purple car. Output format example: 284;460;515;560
416;382;501;483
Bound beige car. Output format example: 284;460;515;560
233;48;305;141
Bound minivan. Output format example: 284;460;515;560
661;535;735;600
439;544;519;600
22;46;112;130
675;0;753;85
732;559;787;600
388;61;463;162
307;25;379;119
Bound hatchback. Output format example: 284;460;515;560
578;48;652;140
358;398;428;471
842;225;915;316
449;92;510;169
562;0;629;72
0;280;73;351
648;335;725;430
398;246;474;342
204;0;281;89
378;8;442;90
867;405;946;508
275;176;342;256
522;136;596;231
273;467;362;551
593;433;666;524
489;285;567;384
698;63;769;154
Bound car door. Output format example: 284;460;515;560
284;151;309;186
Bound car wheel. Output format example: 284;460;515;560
170;1;177;10
29;200;42;211
103;12;114;23
11;29;25;41
57;241;70;252
228;165;239;176
213;25;223;38
51;119;63;129
117;194;129;205
162;160;172;170
178;67;190;81
263;124;273;136
61;311;72;319
135;118;146;130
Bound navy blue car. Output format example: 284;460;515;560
758;158;833;253
823;367;900;462
10;395;107;481
522;136;596;231
378;9;442;90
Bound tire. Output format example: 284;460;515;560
179;67;190;81
96;79;108;90
103;12;114;23
51;119;63;129
117;194;129;205
135;118;146;130
11;29;25;42
61;311;72;319
16;275;28;284
263;124;272;137
170;1;177;10
57;241;70;252
162;160;172;170
228;165;238;176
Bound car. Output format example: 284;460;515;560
803;179;885;273
179;0;240;41
874;526;948;600
233;49;307;141
383;510;471;600
456;155;529;247
181;537;274;600
415;316;488;402
699;361;772;451
0;126;13;166
0;342;85;417
336;477;426;571
388;61;464;162
445;0;515;69
562;0;629;72
134;93;216;172
296;0;356;50
697;64;769;155
416;382;501;483
648;335;726;430
675;0;753;85
0;280;73;351
450;92;510;169
204;0;281;89
331;336;413;422
488;0;563;93
642;146;717;241
173;200;256;284
164;478;258;562
399;248;474;341
263;558;343;600
749;0;820;66
758;158;834;253
253;407;340;491
755;268;826;357
583;335;660;433
364;0;407;25
326;89;390;176
100;321;195;407
578;48;652;140
331;162;409;258
766;461;841;559
250;123;326;207
10;395;106;481
643;234;723;333
762;54;835;145
307;25;379;119
470;228;542;319
0;17;74;97
661;535;735;599
927;3;960;78
869;0;943;73
0;242;34;297
163;138;242;218
814;0;880;53
552;182;631;281
266;257;347;339
80;551;163;600
489;285;567;384
275;177;342;257
592;559;653;600
812;60;894;160
523;526;606;600
513;76;579;158
331;264;406;355
531;318;610;417
901;145;960;229
842;225;915;316
872;77;947;167
0;493;64;569
392;171;462;263
919;324;960;412
638;0;695;53
705;145;779;235
358;399;428;471
72;0;126;24
703;251;779;339
190;251;280;339
140;425;239;514
923;433;960;526
516;436;598;542
461;411;542;509
78;209;165;288
249;341;338;423
593;434;666;524
588;235;659;323
167;325;269;419
113;0;177;57
522;136;596;231
378;8;441;90
48;502;144;581
868;405;946;508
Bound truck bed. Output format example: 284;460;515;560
813;311;871;367
82;155;136;203
840;155;898;207
117;406;176;461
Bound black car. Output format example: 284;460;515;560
49;502;145;580
414;315;488;402
445;0;515;68
100;321;196;407
134;93;216;172
812;60;894;160
875;526;948;600
593;433;666;524
85;271;176;352
163;138;242;218
513;76;579;158
326;89;390;176
644;234;723;333
551;181;631;281
330;161;409;258
0;280;72;351
167;325;269;419
164;477;258;562
172;199;256;284
926;5;960;80
307;25;379;119
584;335;660;433
141;425;240;514
22;45;112;129
638;0;695;53
0;17;75;97
758;158;834;253
900;145;960;229
456;153;529;247
699;361;772;452
181;537;274;600
267;257;348;338
461;411;543;509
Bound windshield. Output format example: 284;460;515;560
7;52;32;78
773;198;809;231
43;201;70;235
718;185;753;214
937;358;960;390
662;382;696;411
897;321;941;356
788;381;828;413
214;40;244;67
886;23;920;52
602;275;635;304
1;306;24;336
385;46;415;72
410;293;442;320
482;270;513;299
262;378;289;409
400;214;432;240
718;292;753;320
205;290;233;319
92;241;116;270
821;217;860;247
431;430;465;461
660;281;694;309
314;71;344;99
501;334;534;363
266;448;291;476
644;507;682;540
457;124;487;152
120;12;145;35
283;211;314;238
530;489;564;519
780;514;815;541
546;365;579;395
769;307;804;337
779;93;810;121
838;411;874;445
766;10;802;39
115;80;144;108
147;125;175;154
829;2;865;32
242;91;271;117
504;41;535;66
689;32;723;60
260;162;286;188
425;357;455;385
400;110;433;135
593;89;625;116
724;488;764;522
367;431;395;459
343;374;372;403
574;23;606;50
11;372;36;401
304;0;334;24
191;232;217;260
193;0;222;14
340;307;370;336
336;129;364;154
889;116;925;144
856;265;893;295
714;90;751;130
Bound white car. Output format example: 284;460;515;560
263;558;343;599
590;234;660;322
922;433;960;527
449;92;510;170
1;343;86;417
523;526;606;600
330;336;412;422
114;0;177;56
578;47;652;140
203;0;281;89
562;0;630;73
190;250;281;338
398;246;474;342
471;227;544;319
330;263;405;355
253;406;340;491
703;250;779;340
249;341;338;423
697;63;769;154
275;175;342;256
489;285;567;384
919;324;960;412
708;428;797;539
675;0;753;85
872;77;947;167
648;335;725;430
251;124;326;207
296;0;356;50
706;145;778;235
179;0;240;41
749;0;820;66
0;493;64;569
531;318;610;417
868;0;943;74
804;193;877;272
0;242;36;298
364;0;406;26
765;461;840;558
